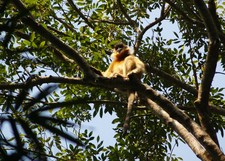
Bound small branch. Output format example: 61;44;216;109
117;0;136;27
215;72;225;76
88;19;131;25
145;64;197;96
179;104;225;117
47;25;68;37
51;46;75;64
51;13;77;33
134;3;171;53
67;0;95;29
45;99;127;108
164;0;204;26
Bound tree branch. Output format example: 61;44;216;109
164;0;203;24
12;0;96;79
89;19;131;25
134;83;225;160
193;0;220;145
0;76;89;90
1;73;225;117
67;0;95;29
146;98;212;161
45;99;127;109
145;64;197;95
117;0;136;27
134;3;171;53
178;105;225;117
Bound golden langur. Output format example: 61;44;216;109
103;43;145;135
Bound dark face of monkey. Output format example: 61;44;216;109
114;43;127;53
112;43;130;60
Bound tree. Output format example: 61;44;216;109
0;0;225;160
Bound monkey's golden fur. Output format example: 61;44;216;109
103;43;145;135
103;43;145;78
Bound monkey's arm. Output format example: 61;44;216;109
102;62;119;78
124;56;145;77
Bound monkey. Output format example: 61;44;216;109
102;43;145;135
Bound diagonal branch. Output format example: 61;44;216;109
134;3;171;53
0;76;97;90
146;98;212;161
12;0;96;79
67;0;95;29
164;0;203;25
117;0;136;27
134;82;225;160
193;0;220;145
145;64;197;95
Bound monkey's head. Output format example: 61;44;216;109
111;43;130;60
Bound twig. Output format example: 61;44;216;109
134;3;171;54
67;0;94;29
117;0;136;27
89;19;131;25
164;0;203;25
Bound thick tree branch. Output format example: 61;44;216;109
0;76;96;90
1;74;225;121
146;98;212;161
12;0;96;79
193;0;220;145
134;83;225;160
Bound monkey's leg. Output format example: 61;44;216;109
123;91;136;136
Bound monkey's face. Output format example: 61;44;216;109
111;42;130;60
114;43;127;53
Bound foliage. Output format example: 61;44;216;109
0;0;225;160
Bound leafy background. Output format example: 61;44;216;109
0;0;225;161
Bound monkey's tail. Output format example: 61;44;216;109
123;91;136;136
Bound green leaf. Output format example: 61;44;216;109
30;32;35;42
39;41;46;48
23;40;31;46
